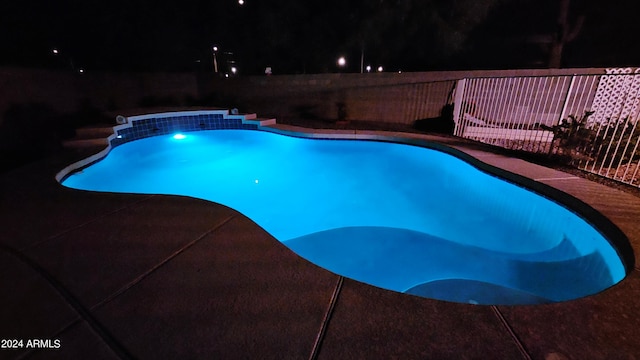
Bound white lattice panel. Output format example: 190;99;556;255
590;68;640;126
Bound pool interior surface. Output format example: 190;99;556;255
61;130;626;305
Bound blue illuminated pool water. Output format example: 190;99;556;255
61;130;627;305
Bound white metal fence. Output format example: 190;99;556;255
452;68;640;187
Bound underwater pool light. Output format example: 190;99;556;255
173;133;186;140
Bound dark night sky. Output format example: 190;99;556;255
1;0;640;74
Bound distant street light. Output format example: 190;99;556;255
377;66;384;72
238;0;244;4
51;47;76;71
337;56;346;68
366;65;371;72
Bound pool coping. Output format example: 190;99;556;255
56;110;636;276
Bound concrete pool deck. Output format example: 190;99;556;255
1;126;640;359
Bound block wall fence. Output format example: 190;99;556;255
208;68;608;126
0;66;607;129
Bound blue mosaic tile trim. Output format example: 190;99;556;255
111;114;258;147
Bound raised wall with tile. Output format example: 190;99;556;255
110;111;258;147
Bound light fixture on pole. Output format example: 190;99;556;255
212;46;219;73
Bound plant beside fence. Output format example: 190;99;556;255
541;111;596;161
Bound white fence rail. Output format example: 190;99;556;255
452;69;640;187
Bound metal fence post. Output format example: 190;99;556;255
453;78;467;136
558;75;576;125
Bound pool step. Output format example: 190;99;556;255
243;117;277;126
62;125;114;150
75;125;115;139
62;138;110;148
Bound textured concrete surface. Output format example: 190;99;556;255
1;130;639;359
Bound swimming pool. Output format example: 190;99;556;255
61;129;629;305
